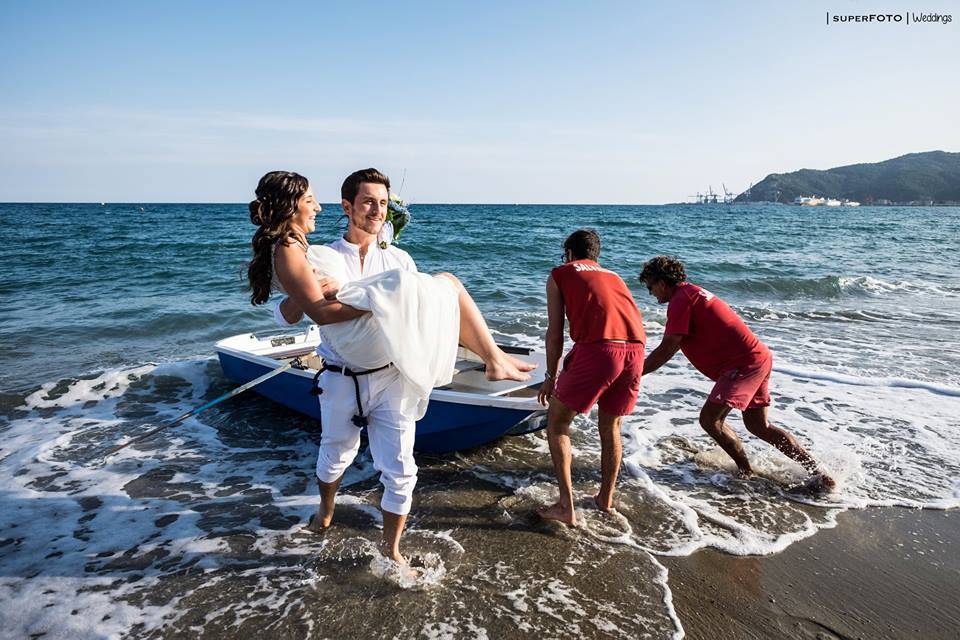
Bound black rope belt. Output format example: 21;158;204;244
310;362;392;428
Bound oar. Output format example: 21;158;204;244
100;359;299;459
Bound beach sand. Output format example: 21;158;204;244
663;508;959;639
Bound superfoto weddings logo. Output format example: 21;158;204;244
827;11;953;25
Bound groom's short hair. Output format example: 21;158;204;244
341;168;391;204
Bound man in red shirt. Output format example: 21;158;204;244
639;256;835;490
537;230;646;525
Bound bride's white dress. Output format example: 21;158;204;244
306;245;460;419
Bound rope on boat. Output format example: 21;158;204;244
100;358;302;459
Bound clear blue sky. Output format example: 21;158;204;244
1;1;958;203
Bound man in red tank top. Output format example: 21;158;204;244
639;256;835;491
537;230;646;525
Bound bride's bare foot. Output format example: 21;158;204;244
485;356;532;382
536;501;577;525
506;353;538;373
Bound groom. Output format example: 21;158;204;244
277;168;420;564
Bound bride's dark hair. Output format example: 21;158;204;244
247;170;309;305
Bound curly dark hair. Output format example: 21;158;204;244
639;255;686;287
247;170;309;306
563;229;601;261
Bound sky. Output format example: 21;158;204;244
1;0;958;203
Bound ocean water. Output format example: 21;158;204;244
1;202;959;638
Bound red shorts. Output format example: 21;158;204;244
554;341;644;416
708;353;773;411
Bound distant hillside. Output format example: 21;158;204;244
736;151;960;204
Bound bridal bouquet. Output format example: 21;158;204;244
378;194;412;249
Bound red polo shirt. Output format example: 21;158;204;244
665;282;769;380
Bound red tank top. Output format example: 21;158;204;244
551;260;646;344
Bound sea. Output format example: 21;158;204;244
1;202;959;639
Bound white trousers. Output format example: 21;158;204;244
315;366;419;515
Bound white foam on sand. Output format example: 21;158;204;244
608;352;960;557
4;335;959;638
0;359;333;638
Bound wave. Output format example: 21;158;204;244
772;364;960;397
738;306;897;323
722;274;958;299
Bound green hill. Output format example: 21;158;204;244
736;151;960;204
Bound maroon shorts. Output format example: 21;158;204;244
708;353;773;411
553;341;644;416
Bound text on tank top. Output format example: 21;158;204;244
551;259;646;344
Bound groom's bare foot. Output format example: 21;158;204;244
379;544;422;578
537;502;577;525
304;500;335;533
304;511;331;534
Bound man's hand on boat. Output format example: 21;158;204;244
537;376;555;406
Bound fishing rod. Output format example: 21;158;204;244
100;358;302;459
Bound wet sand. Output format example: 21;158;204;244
663;508;960;639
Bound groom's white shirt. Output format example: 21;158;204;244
315;238;417;367
272;238;417;331
327;237;417;281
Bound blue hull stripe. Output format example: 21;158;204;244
217;353;538;453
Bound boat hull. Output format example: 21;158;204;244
216;349;544;453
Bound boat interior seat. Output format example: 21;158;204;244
453;359;486;375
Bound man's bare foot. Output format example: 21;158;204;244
537;501;577;525
378;544;422;578
379;543;406;564
485;357;532;382
802;472;836;493
593;493;614;513
816;472;836;490
305;496;335;533
304;510;332;533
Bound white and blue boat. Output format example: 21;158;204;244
215;327;547;453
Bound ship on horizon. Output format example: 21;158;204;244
792;195;860;207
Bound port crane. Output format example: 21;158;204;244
688;183;739;204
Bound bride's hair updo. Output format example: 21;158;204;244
247;170;309;305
